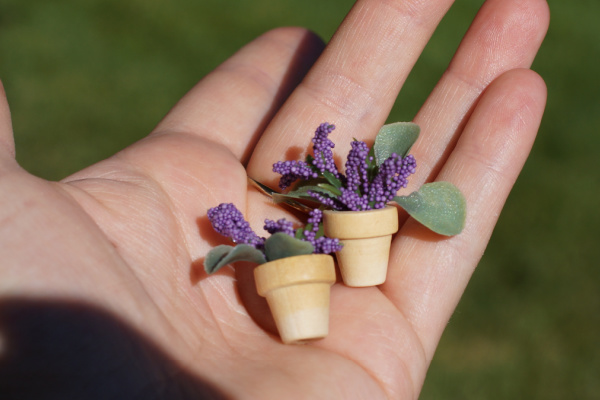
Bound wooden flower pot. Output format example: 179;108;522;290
323;206;398;287
254;254;336;344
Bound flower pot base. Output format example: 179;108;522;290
324;206;398;287
254;254;336;344
264;283;331;344
335;235;392;287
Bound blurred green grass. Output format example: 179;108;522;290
1;0;598;398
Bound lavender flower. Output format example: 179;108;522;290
272;123;340;190
311;123;339;177
368;154;416;209
272;160;318;190
273;123;418;212
307;190;342;210
207;203;265;248
265;209;341;254
344;140;370;193
301;209;322;245
337;187;370;211
312;236;343;255
302;209;343;254
207;203;341;259
264;218;295;236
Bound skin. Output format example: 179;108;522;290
0;0;549;398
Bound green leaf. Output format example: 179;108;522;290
315;221;325;239
374;122;420;165
272;184;338;205
264;232;314;261
204;244;266;274
317;182;342;196
290;177;329;191
322;171;342;189
393;181;466;236
272;192;309;204
366;144;378;183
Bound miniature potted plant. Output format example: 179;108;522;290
204;203;342;344
271;122;467;287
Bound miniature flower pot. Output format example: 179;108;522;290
323;206;398;287
254;254;336;344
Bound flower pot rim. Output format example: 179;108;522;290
323;205;398;239
254;254;336;296
323;204;397;216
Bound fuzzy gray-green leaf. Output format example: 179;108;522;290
204;244;266;274
393;181;466;236
374;122;420;165
264;232;314;261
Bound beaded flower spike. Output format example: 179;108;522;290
274;122;416;212
272;122;466;236
204;203;342;274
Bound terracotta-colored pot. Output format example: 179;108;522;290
254;254;336;344
323;206;398;287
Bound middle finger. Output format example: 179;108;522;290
247;0;455;184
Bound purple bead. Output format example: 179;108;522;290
344;140;370;193
207;203;265;248
263;209;342;255
312;236;343;254
307;190;343;210
311;123;340;177
264;218;295;236
272;160;318;190
337;187;370;211
368;153;417;208
299;209;342;254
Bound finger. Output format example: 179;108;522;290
0;80;16;166
247;0;455;183
153;27;324;163
381;69;547;361
409;0;549;189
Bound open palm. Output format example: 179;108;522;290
0;0;549;398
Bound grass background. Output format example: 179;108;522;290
1;0;598;398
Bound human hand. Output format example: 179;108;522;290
0;0;549;398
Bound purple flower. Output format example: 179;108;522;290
307;190;343;210
300;209;322;244
272;122;418;212
272;123;341;190
337;151;416;210
312;236;343;254
207;203;265;248
311;123;339;177
208;203;341;257
273;160;318;190
344;140;370;193
264;218;295;236
302;209;343;254
337;187;370;211
368;154;416;209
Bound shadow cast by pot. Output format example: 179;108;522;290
0;298;228;400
